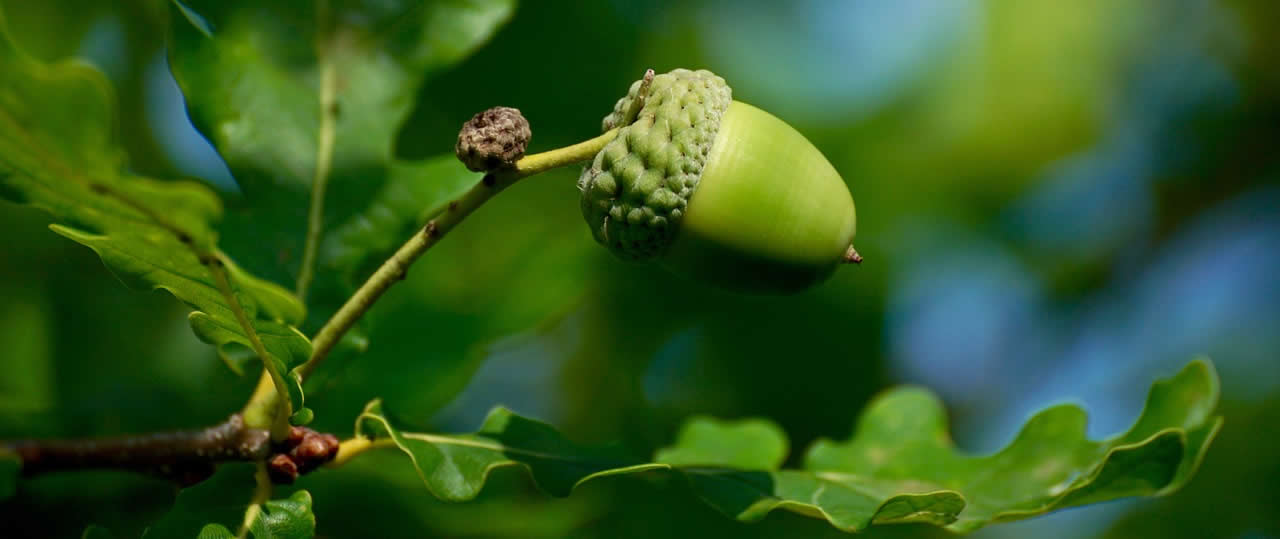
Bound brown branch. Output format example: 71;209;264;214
6;415;267;487
3;415;338;487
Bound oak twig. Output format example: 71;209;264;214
3;417;341;487
5;415;268;487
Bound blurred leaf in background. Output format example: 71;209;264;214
1;0;1278;538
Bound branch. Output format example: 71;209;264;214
238;463;275;539
5;415;267;487
3;417;340;487
296;127;619;379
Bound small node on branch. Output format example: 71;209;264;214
268;454;299;484
266;426;342;484
456;106;532;172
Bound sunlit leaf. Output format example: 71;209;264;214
654;417;789;469
0;9;311;390
1102;399;1280;539
145;464;315;539
355;359;1220;533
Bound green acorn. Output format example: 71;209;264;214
578;69;858;294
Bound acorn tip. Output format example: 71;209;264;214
843;245;863;265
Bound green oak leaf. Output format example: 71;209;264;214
654;417;789;469
355;359;1220;534
355;399;661;501
167;0;512;325
145;464;316;539
196;491;316;539
0;8;311;393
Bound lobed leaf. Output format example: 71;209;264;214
355;399;663;501
654;417;789;469
356;359;1221;534
195;491;316;539
0;7;311;393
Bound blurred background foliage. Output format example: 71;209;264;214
0;0;1276;537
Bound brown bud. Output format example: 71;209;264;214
267;454;299;484
316;434;341;463
293;434;331;461
286;426;308;446
455;106;531;172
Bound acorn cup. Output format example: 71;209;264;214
578;69;858;294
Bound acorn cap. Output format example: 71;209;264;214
578;69;732;260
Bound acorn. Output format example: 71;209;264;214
578;69;858;294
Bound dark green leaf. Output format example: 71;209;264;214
168;0;516;422
317;155;480;298
145;464;315;539
81;525;116;539
356;399;662;501
168;0;513;323
0;448;17;500
356;359;1220;534
0;9;311;382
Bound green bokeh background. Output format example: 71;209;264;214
1;0;1277;537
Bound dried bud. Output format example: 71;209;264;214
456;106;531;172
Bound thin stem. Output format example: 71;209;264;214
238;462;275;539
512;129;617;176
295;1;339;301
210;255;292;441
326;436;391;468
297;128;618;378
241;373;281;434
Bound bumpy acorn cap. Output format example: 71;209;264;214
578;69;732;260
